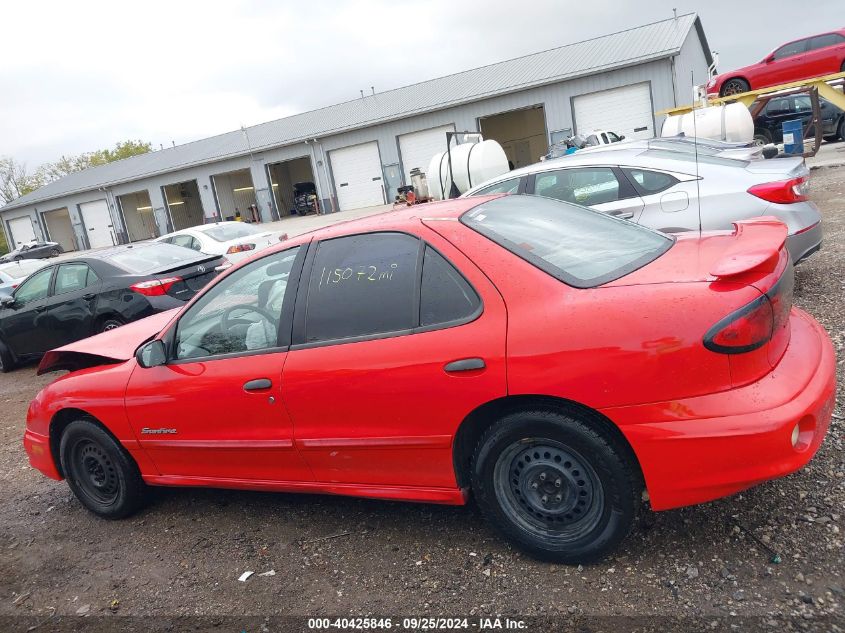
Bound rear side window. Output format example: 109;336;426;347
170;234;202;251
534;167;622;206
810;33;845;50
471;178;521;196
462;195;672;288
54;263;97;295
108;243;205;273
305;233;419;343
420;247;480;326
622;168;679;195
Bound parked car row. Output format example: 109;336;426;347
0;239;63;263
155;220;288;264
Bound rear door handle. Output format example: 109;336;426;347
244;378;272;391
444;358;485;373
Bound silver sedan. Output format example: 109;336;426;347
463;147;821;264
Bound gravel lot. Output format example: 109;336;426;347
0;166;843;632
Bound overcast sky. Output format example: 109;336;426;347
0;0;839;166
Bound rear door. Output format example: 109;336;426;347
0;266;56;356
805;33;845;76
46;262;101;346
281;229;507;490
529;166;645;222
769;39;809;85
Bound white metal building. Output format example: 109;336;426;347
1;14;711;251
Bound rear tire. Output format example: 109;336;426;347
59;419;148;519
50;248;60;257
471;409;637;564
753;130;772;146
98;317;124;333
0;339;14;373
720;78;750;97
839;118;845;142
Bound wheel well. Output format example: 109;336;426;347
49;408;121;478
721;76;749;93
452;395;644;491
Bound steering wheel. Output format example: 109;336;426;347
220;304;278;334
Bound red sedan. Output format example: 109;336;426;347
23;195;835;563
707;29;845;96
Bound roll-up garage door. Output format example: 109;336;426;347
573;82;654;140
78;199;115;249
329;142;385;211
8;216;36;247
398;124;455;184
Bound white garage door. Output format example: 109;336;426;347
8;216;36;247
573;82;654;140
329;142;385;211
398;124;455;183
79;199;115;249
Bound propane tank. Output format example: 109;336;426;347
427;139;510;200
661;103;754;143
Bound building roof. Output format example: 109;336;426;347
2;13;709;212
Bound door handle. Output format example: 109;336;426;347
35;306;47;313
83;293;96;301
243;378;272;391
444;358;486;373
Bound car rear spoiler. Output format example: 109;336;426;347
710;217;788;278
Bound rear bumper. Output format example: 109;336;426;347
23;429;61;480
787;221;822;264
603;308;836;510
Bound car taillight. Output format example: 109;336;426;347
747;176;809;204
130;276;182;296
226;243;256;254
704;265;793;354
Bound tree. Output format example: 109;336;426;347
0;157;44;206
40;140;152;181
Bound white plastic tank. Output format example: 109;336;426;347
427;139;510;200
661;103;754;143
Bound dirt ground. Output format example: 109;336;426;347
1;165;843;633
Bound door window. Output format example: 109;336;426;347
534;167;621;206
304;233;419;343
622;169;679;195
809;33;845;50
420;247;480;327
471;178;521;196
170;234;202;251
174;246;301;360
54;263;97;295
793;95;812;113
13;267;52;305
773;39;807;60
765;98;791;115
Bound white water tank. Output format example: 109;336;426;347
661;103;754;143
427;139;510;200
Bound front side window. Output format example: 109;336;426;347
14;267;52;305
304;233;419;343
534;167;621;206
174;247;300;360
607;132;622;143
471;178;521;196
54;263;97;295
793;95;812;112
766;98;791;116
420;247;480;326
462;196;672;288
773;39;807;60
622;169;679;195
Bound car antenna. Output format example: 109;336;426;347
691;70;703;234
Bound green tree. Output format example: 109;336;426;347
0;157;44;206
40;140;152;181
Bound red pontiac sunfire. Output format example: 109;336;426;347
24;195;835;563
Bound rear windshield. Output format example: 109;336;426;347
461;195;672;288
108;243;208;274
199;223;260;242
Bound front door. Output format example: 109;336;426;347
281;229;507;490
125;245;313;482
0;266;56;357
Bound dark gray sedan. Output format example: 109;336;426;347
0;240;63;263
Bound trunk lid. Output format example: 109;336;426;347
153;255;223;300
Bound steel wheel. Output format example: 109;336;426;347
494;441;604;542
70;439;120;506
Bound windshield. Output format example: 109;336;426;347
199;223;261;242
107;243;208;273
461;196;673;288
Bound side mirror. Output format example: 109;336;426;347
136;339;167;368
619;135;626;141
765;55;775;63
0;295;15;308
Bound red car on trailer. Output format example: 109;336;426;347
24;195;835;563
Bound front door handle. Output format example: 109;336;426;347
444;358;486;373
35;306;47;313
83;293;96;301
243;378;272;391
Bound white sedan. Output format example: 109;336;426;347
155;222;288;264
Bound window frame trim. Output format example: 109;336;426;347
289;230;484;351
164;242;309;365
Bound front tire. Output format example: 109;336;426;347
0;339;14;373
59;419;148;519
471;409;637;564
720;78;750;97
98;317;124;333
